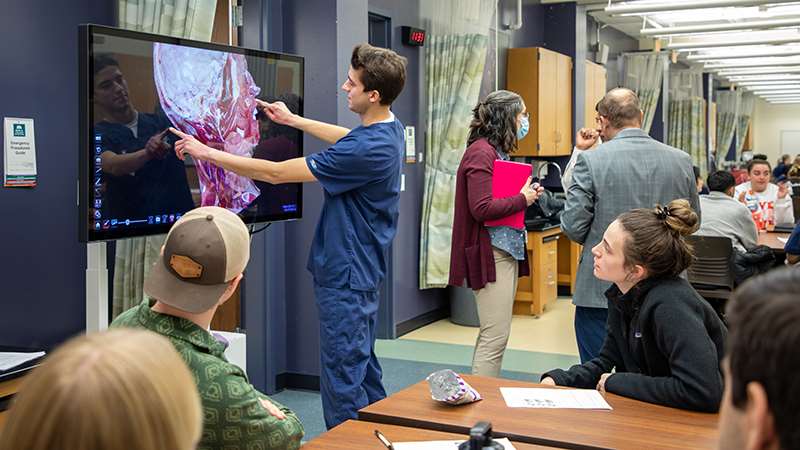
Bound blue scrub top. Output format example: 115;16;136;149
306;115;404;291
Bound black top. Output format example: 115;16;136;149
544;277;727;412
95;112;194;220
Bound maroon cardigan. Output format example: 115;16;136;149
449;138;530;289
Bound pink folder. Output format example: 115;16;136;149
485;159;532;229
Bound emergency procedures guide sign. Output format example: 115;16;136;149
4;117;37;187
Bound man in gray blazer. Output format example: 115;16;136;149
561;88;700;363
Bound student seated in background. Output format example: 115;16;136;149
694;165;710;195
111;206;304;450
735;159;795;225
717;267;800;450
784;222;800;265
773;154;792;179
0;329;202;450
696;171;758;253
541;200;727;413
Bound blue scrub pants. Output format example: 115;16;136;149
314;283;387;429
574;306;609;363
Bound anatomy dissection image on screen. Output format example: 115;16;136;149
154;43;261;212
81;26;304;241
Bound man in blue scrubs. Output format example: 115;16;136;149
171;43;408;429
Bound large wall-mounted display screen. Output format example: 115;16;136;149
79;25;304;242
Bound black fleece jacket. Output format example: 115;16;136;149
544;277;727;412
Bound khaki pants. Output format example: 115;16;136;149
471;248;519;377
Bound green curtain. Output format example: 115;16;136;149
112;0;217;318
419;33;489;289
623;54;666;133
735;93;756;161
668;98;707;176
118;0;217;39
715;90;740;163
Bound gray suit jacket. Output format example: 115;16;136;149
561;128;701;309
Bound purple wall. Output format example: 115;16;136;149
0;0;114;350
367;0;448;328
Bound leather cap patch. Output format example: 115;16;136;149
169;254;203;279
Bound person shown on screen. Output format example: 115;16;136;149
110;206;304;449
448;90;542;378
169;44;407;429
717;267;800;450
735;159;794;225
0;329;202;450
92;54;194;220
541;200;727;413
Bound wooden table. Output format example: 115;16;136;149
359;375;719;450
0;376;27;432
303;420;554;449
757;231;790;251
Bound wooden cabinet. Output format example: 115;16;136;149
514;227;560;316
507;47;573;156
584;60;607;134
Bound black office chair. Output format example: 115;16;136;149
687;235;735;321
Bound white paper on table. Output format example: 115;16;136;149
778;237;788;244
393;438;516;450
500;387;612;410
0;351;45;371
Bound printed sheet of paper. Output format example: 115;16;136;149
0;351;45;371
393;438;516;450
500;387;612;410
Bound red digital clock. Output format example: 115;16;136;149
401;26;426;47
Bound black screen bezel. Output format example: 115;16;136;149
78;24;304;242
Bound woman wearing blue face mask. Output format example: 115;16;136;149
449;90;542;377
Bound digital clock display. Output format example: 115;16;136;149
401;26;426;47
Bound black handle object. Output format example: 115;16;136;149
457;422;505;450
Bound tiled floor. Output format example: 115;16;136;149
400;296;580;357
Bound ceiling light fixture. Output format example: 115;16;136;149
718;67;800;76
641;18;800;37
605;0;798;16
688;48;800;61
669;36;800;50
705;59;800;69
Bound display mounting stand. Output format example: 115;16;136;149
86;242;108;332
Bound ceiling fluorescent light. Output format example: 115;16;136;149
705;59;800;69
753;88;800;92
718;68;800;76
728;75;800;81
605;0;798;16
735;80;800;86
748;85;800;90
641;18;800;37
688;48;800;61
743;86;800;92
669;36;800;50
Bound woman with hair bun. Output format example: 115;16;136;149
449;90;543;377
541;199;728;412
